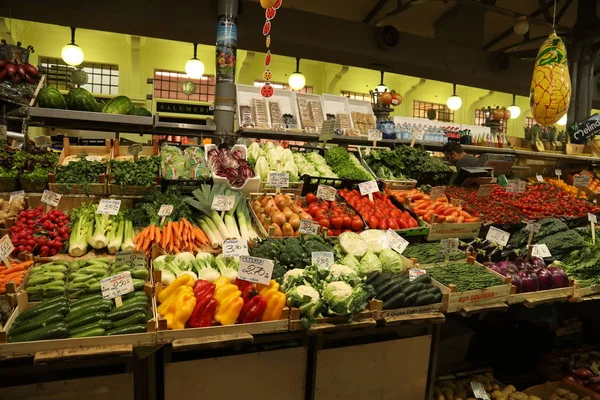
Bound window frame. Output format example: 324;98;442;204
412;100;454;123
38;57;119;96
153;69;215;103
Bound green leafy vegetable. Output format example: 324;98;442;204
324;147;372;180
109;156;160;187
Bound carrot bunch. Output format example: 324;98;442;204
134;218;210;255
410;196;478;223
0;260;34;294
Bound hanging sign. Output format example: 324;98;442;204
569;114;600;144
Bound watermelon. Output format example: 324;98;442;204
102;96;133;114
128;106;152;117
37;87;66;109
65;87;98;112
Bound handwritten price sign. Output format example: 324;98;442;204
312;252;334;269
430;186;445;200
316;185;337;201
128;143;143;155
320;120;335;141
386;229;408;255
358;180;378;196
268;172;290;188
9;190;25;204
299;219;320;235
41;190;61;207
409;268;427;282
101;271;135;300
158;204;174;217
0;235;14;262
34;135;52;148
477;184;494;197
440;238;459;255
237;256;274;285
368;129;382;141
470;382;490;400
223;239;249;257
115;250;146;269
525;222;541;233
531;244;552;258
97;199;122;215
486;226;510;247
211;195;235;211
574;175;591;187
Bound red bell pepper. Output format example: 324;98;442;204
187;283;217;328
193;280;211;296
189;298;218;328
238;294;267;324
234;278;258;303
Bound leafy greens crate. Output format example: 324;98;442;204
108;139;161;196
508;279;575;307
159;142;213;194
357;146;418;190
288;300;380;333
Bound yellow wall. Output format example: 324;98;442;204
5;19;552;138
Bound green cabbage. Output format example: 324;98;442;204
341;253;361;271
358;250;383;275
379;248;405;273
254;156;270;181
339;232;368;258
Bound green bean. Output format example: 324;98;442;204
428;262;502;291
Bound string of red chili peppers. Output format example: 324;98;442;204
260;0;282;98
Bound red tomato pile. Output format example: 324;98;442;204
299;193;364;236
338;189;419;230
10;207;70;257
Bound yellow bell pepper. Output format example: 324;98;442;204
164;287;196;330
213;276;230;289
157;286;187;316
259;280;279;296
215;293;244;325
158;274;194;303
214;283;241;303
261;291;286;321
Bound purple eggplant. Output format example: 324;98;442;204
508;271;522;293
548;266;569;288
535;267;554;290
519;269;539;292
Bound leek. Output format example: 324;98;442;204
198;219;220;249
224;190;241;240
202;216;223;247
185;185;230;241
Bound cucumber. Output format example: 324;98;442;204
429;286;441;295
68;311;106;329
132;279;145;291
432;292;442;303
112;312;147;328
371;273;393;289
70;327;105;338
106;324;146;336
130;269;148;280
8;322;69;343
9;312;65;337
383;292;406;309
404;292;419;307
106;303;147;321
414;274;432;285
415;293;436;306
123;291;147;300
70;293;104;308
66;300;113;322
122;296;148;307
402;283;423;297
378;282;404;302
68;320;113;336
365;271;381;285
15;299;69;323
375;276;404;297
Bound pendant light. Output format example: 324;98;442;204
507;94;521;119
557;114;567;126
288;57;306;91
61;27;84;66
185;43;205;79
446;83;462;111
375;71;388;93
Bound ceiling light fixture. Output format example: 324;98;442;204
375;71;388;93
288;57;306;90
507;94;521;119
61;27;84;66
513;16;529;35
185;43;205;79
446;83;462;111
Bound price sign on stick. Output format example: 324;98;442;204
359;180;379;201
430;186;445;200
41;190;61;208
590;213;597;245
316;185;337;201
536;174;544;182
299;220;319;235
440;238;458;262
34;135;52;148
0;235;14;268
477;184;494;197
223;239;249;257
409;268;427;282
211;195;235;211
158;204;174;217
9;190;25;204
555;169;562;178
101;271;134;306
471;382;491;400
368;129;382;146
386;229;409;255
486;226;510;247
574;175;591;187
312;252;334;269
97;199;122;215
115;250;146;269
530;244;552;258
238;256;274;285
128;143;143;156
320;120;335;142
268;172;289;193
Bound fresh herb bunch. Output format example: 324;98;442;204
125;187;193;228
324;147;372;181
364;145;450;183
55;155;106;192
361;148;406;180
110;156;160;187
21;167;49;182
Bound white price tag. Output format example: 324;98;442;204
316;185;336;201
531;244;552;258
409;268;426;282
358;180;379;196
320;120;335;141
574;175;591;187
237;256;274;285
211;195;236;211
158;204;174;217
368;129;382;141
555;169;562;177
299;219;320;235
440;238;459;255
312;252;334;269
430;186;445;200
222;239;249;257
470;382;490;400
486;226;510;247
268;172;290;188
101;271;135;300
386;229;409;255
85;155;104;162
128;143;143;155
589;213;598;223
34;135;52;148
97;199;122;215
414;131;424;141
115;250;146;269
517;180;527;193
506;180;518;193
41;190;61;207
0;235;14;262
525;222;541;233
536;174;544;182
9;190;25;203
477;184;494;197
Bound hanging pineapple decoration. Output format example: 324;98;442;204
529;30;571;125
260;0;282;98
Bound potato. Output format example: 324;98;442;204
442;388;454;400
436;394;445;400
502;385;517;397
581;396;591;400
527;396;542;400
555;389;570;396
567;394;579;400
490;390;505;399
507;393;528;400
456;389;468;399
492;384;500;391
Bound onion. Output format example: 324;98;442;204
535;267;554;290
507;271;522;293
548;266;569;288
530;257;546;269
518;270;539;292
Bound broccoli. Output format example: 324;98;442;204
279;238;309;269
303;235;333;254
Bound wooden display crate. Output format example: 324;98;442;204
426;214;482;241
288;300;380;334
257;180;303;195
49;138;110;196
525;380;600;400
108;139;161;196
0;287;157;358
508;281;576;307
421;257;511;315
572;283;600;300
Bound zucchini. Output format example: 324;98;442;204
106;303;147;321
414;274;432;285
69;293;104;308
112;312;147;328
378;282;404;302
123;296;148;307
68;320;113;336
68;311;106;329
375;276;404;297
130;269;148;280
106;324;147;336
9;312;65;337
66;300;113;322
404;292;419;307
371;273;393;289
432;292;442;303
402;283;423;297
415;293;436;306
132;279;145;291
123;291;147;300
383;292;406;309
69;327;105;338
8;322;69;343
15;299;69;323
365;271;381;285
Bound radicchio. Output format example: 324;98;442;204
208;147;255;187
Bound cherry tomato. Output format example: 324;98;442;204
306;193;317;204
318;218;330;229
351;216;364;231
330;215;343;229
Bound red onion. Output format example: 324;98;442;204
535;267;554;290
518;269;539;292
548;266;569;288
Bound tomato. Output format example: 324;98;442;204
305;193;316;204
307;203;320;217
315;209;328;221
377;219;388;230
351;217;363;231
342;215;352;229
326;229;335;237
318;218;330;229
330;215;343;229
387;218;399;230
368;216;378;229
332;229;342;237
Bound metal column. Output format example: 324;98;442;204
214;0;238;135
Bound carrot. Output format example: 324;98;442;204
164;222;172;249
154;225;162;244
0;265;26;276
